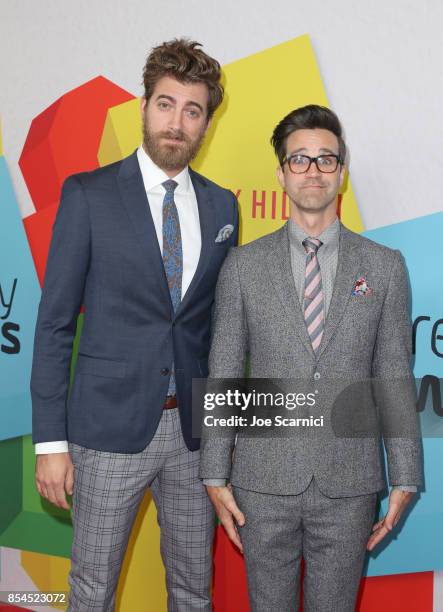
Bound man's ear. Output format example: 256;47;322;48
276;165;285;190
140;97;147;115
204;117;212;134
339;163;346;188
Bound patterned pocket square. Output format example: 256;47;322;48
215;224;234;243
352;277;373;296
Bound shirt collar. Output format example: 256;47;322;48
288;216;340;255
137;145;191;194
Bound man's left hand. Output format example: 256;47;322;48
367;489;415;551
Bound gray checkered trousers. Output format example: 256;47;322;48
67;409;214;611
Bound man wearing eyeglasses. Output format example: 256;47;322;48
200;105;422;611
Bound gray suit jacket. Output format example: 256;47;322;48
199;221;423;497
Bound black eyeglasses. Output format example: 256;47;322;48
282;154;343;174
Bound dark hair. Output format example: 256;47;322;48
271;105;346;166
142;38;224;119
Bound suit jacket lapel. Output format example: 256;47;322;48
266;223;315;358
116;151;173;315
175;168;216;316
316;223;361;358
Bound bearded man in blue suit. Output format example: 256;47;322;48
31;39;239;611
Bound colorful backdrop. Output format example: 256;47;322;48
1;4;442;611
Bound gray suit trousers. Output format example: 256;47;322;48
67;409;214;612
233;478;377;612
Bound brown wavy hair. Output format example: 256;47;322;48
142;38;224;120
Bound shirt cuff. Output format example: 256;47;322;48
35;441;69;454
392;485;418;493
203;479;227;487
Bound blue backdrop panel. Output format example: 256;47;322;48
364;212;443;576
0;157;41;440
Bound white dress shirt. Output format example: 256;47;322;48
35;146;201;454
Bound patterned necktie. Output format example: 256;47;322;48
302;237;324;353
162;179;181;394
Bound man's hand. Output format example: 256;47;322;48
367;489;415;551
206;484;245;552
35;453;74;510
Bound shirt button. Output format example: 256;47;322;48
314;371;321;380
161;368;170;376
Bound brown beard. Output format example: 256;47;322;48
142;115;206;171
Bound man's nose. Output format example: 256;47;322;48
306;159;321;176
168;108;183;131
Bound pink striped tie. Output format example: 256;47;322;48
302;237;324;353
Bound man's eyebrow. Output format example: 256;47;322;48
155;94;204;113
155;94;176;104
289;147;338;156
184;100;204;113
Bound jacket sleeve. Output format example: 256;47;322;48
199;247;248;480
31;175;91;443
372;250;424;487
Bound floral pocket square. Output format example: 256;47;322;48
215;224;234;243
352;277;373;296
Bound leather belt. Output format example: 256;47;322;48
163;394;177;409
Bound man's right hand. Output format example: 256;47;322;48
35;453;74;510
206;484;245;552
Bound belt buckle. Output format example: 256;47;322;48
164;394;177;409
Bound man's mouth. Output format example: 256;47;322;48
161;133;186;143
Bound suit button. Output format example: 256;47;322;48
161;368;170;376
314;371;321;380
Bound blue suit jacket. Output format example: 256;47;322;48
31;150;239;452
